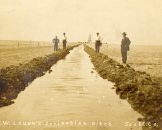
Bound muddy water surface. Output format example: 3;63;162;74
0;45;142;130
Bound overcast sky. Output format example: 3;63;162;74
0;0;162;44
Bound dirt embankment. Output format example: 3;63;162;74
0;45;79;107
84;45;162;128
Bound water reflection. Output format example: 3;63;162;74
0;45;142;130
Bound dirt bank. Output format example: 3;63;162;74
0;45;79;107
87;44;162;79
0;43;77;69
84;45;162;129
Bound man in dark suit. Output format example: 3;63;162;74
121;32;131;64
52;36;60;51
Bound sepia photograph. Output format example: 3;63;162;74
0;0;162;130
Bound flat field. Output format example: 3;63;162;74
88;43;162;80
1;41;162;81
0;41;75;69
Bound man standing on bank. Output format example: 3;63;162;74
95;32;102;53
121;32;131;64
52;36;60;51
62;32;67;49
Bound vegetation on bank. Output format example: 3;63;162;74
0;45;79;107
84;45;162;129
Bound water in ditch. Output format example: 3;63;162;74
0;45;142;130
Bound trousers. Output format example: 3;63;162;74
54;43;58;51
95;40;101;53
121;51;127;64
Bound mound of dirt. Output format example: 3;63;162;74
84;45;162;129
0;45;79;107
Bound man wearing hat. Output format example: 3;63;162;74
95;32;102;53
62;32;67;49
121;32;131;64
52;36;60;51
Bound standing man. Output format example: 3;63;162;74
121;32;131;64
95;32;102;53
62;32;67;49
52;36;60;51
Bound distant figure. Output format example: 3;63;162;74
95;32;102;53
52;36;60;51
62;32;67;49
88;34;92;43
121;32;131;64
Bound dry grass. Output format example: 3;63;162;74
0;41;76;69
88;43;162;80
0;46;53;69
1;42;162;81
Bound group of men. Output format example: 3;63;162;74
52;32;67;51
52;32;131;64
94;32;131;64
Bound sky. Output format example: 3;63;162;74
0;0;162;44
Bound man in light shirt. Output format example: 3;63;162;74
95;32;102;53
62;32;67;49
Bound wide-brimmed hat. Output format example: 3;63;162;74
122;32;127;35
